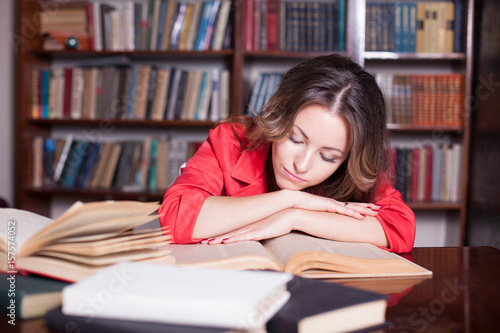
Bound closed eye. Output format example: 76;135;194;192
289;136;303;144
321;154;337;163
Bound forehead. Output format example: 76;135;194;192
293;105;351;149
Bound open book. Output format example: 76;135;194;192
167;232;432;279
0;201;175;282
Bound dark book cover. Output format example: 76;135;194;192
1;274;70;319
267;276;388;333
46;307;233;333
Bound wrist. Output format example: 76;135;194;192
288;207;305;231
280;189;302;209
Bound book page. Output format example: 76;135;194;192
262;232;432;278
262;232;396;264
19;201;161;257
166;241;282;271
0;209;53;253
17;254;175;282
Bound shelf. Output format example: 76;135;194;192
28;49;234;60
364;52;467;61
244;50;347;59
387;123;464;132
27;118;218;128
24;187;165;201
406;202;462;210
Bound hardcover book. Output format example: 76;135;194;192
0;201;174;282
168;232;432;279
62;262;292;330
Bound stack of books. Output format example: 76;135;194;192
41;0;233;52
244;0;346;52
31;64;230;123
374;72;465;127
365;1;465;53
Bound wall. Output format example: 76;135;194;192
0;1;14;207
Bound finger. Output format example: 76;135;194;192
335;204;366;220
222;232;258;243
345;203;379;216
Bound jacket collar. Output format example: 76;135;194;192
231;142;271;184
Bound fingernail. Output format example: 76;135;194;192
207;238;215;242
222;238;229;241
360;214;366;217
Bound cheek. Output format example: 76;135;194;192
313;163;340;184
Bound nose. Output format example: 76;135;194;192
293;150;313;174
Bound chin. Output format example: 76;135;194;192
276;179;306;191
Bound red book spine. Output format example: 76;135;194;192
266;0;279;50
411;148;419;202
63;68;73;119
38;70;43;119
245;0;254;51
252;0;261;51
425;145;433;202
86;3;95;50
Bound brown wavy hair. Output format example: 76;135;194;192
228;54;389;203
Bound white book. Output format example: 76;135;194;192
431;145;442;202
211;0;231;51
92;2;103;51
219;69;230;119
210;68;221;121
451;143;463;202
123;1;135;50
70;67;84;119
62;262;292;330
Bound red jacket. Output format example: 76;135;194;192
159;123;416;253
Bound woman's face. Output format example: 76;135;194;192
272;104;352;191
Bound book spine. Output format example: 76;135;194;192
245;0;254;51
454;0;465;53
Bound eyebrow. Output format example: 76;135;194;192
294;125;345;155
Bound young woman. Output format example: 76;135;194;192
159;54;415;253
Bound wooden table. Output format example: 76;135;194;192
2;246;500;332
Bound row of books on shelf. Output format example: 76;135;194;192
41;0;232;52
32;63;230;122
244;0;345;52
390;143;463;204
31;135;204;193
365;1;465;53
247;72;284;114
374;72;465;126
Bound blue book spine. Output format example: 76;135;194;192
125;65;139;119
148;139;158;192
407;3;417;53
43;138;56;185
394;3;403;52
194;71;208;120
156;0;168;50
338;0;345;51
75;142;100;188
453;0;465;53
60;141;89;188
195;1;212;51
203;0;221;50
41;70;49;119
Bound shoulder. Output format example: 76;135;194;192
208;122;249;150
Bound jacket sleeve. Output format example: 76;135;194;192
374;184;416;253
158;125;232;244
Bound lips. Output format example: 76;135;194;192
283;167;306;182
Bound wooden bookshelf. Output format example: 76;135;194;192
15;0;474;245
